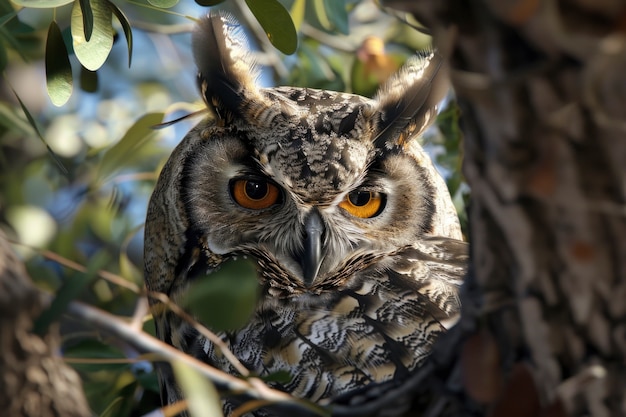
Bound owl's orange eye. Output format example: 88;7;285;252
339;190;385;218
230;179;281;210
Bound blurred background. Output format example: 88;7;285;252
0;0;464;415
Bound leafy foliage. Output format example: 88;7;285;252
182;259;258;332
0;1;465;416
245;0;297;54
45;21;73;106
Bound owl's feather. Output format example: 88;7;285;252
145;12;466;417
192;13;268;122
371;52;449;149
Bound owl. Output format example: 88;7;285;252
144;12;467;417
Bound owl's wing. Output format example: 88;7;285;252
323;236;466;416
394;236;467;325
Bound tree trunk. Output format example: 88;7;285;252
386;1;626;415
0;233;90;417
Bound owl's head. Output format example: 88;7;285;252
145;13;460;298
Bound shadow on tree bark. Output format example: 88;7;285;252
380;0;626;416
0;232;90;417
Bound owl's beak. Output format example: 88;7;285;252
300;208;325;285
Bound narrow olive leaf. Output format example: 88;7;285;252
46;21;73;106
262;370;292;384
311;0;331;31
194;0;225;5
11;88;68;174
96;112;164;183
60;25;75;54
245;0;297;55
147;0;179;8
107;0;133;67
80;65;98;92
0;10;18;27
78;0;94;41
0;25;28;61
323;0;348;34
11;0;73;7
182;259;258;332
152;109;207;129
0;42;6;73
171;361;223;417
290;0;305;31
2;0;33;31
64;339;129;373
71;0;113;71
33;251;110;336
119;228;143;284
99;397;125;417
0;102;34;137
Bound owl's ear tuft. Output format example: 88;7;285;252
371;52;449;148
192;13;266;123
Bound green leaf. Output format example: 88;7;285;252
323;0;348;34
182;259;258;332
64;339;129;372
11;0;73;7
107;0;133;67
194;0;225;5
33;251;109;335
147;0;178;7
290;0;305;31
61;26;75;54
119;237;142;283
0;5;34;34
351;52;404;97
0;24;28;61
79;0;94;41
245;0;297;55
71;0;113;71
80;371;137;416
262;370;292;384
142;316;157;338
172;361;223;417
134;368;160;393
0;101;34;137
0;42;6;72
0;9;18;27
46;21;73;106
80;65;98;92
99;397;125;417
311;0;331;31
11;88;68;174
96;112;164;183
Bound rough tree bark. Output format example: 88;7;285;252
0;233;90;417
383;1;626;416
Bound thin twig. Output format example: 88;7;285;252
148;291;251;378
232;399;277;417
12;239;258;389
300;22;357;52
158;400;188;417
64;357;140;365
63;298;304;407
131;295;150;331
8;240;142;293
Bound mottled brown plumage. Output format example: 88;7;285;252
144;12;467;416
